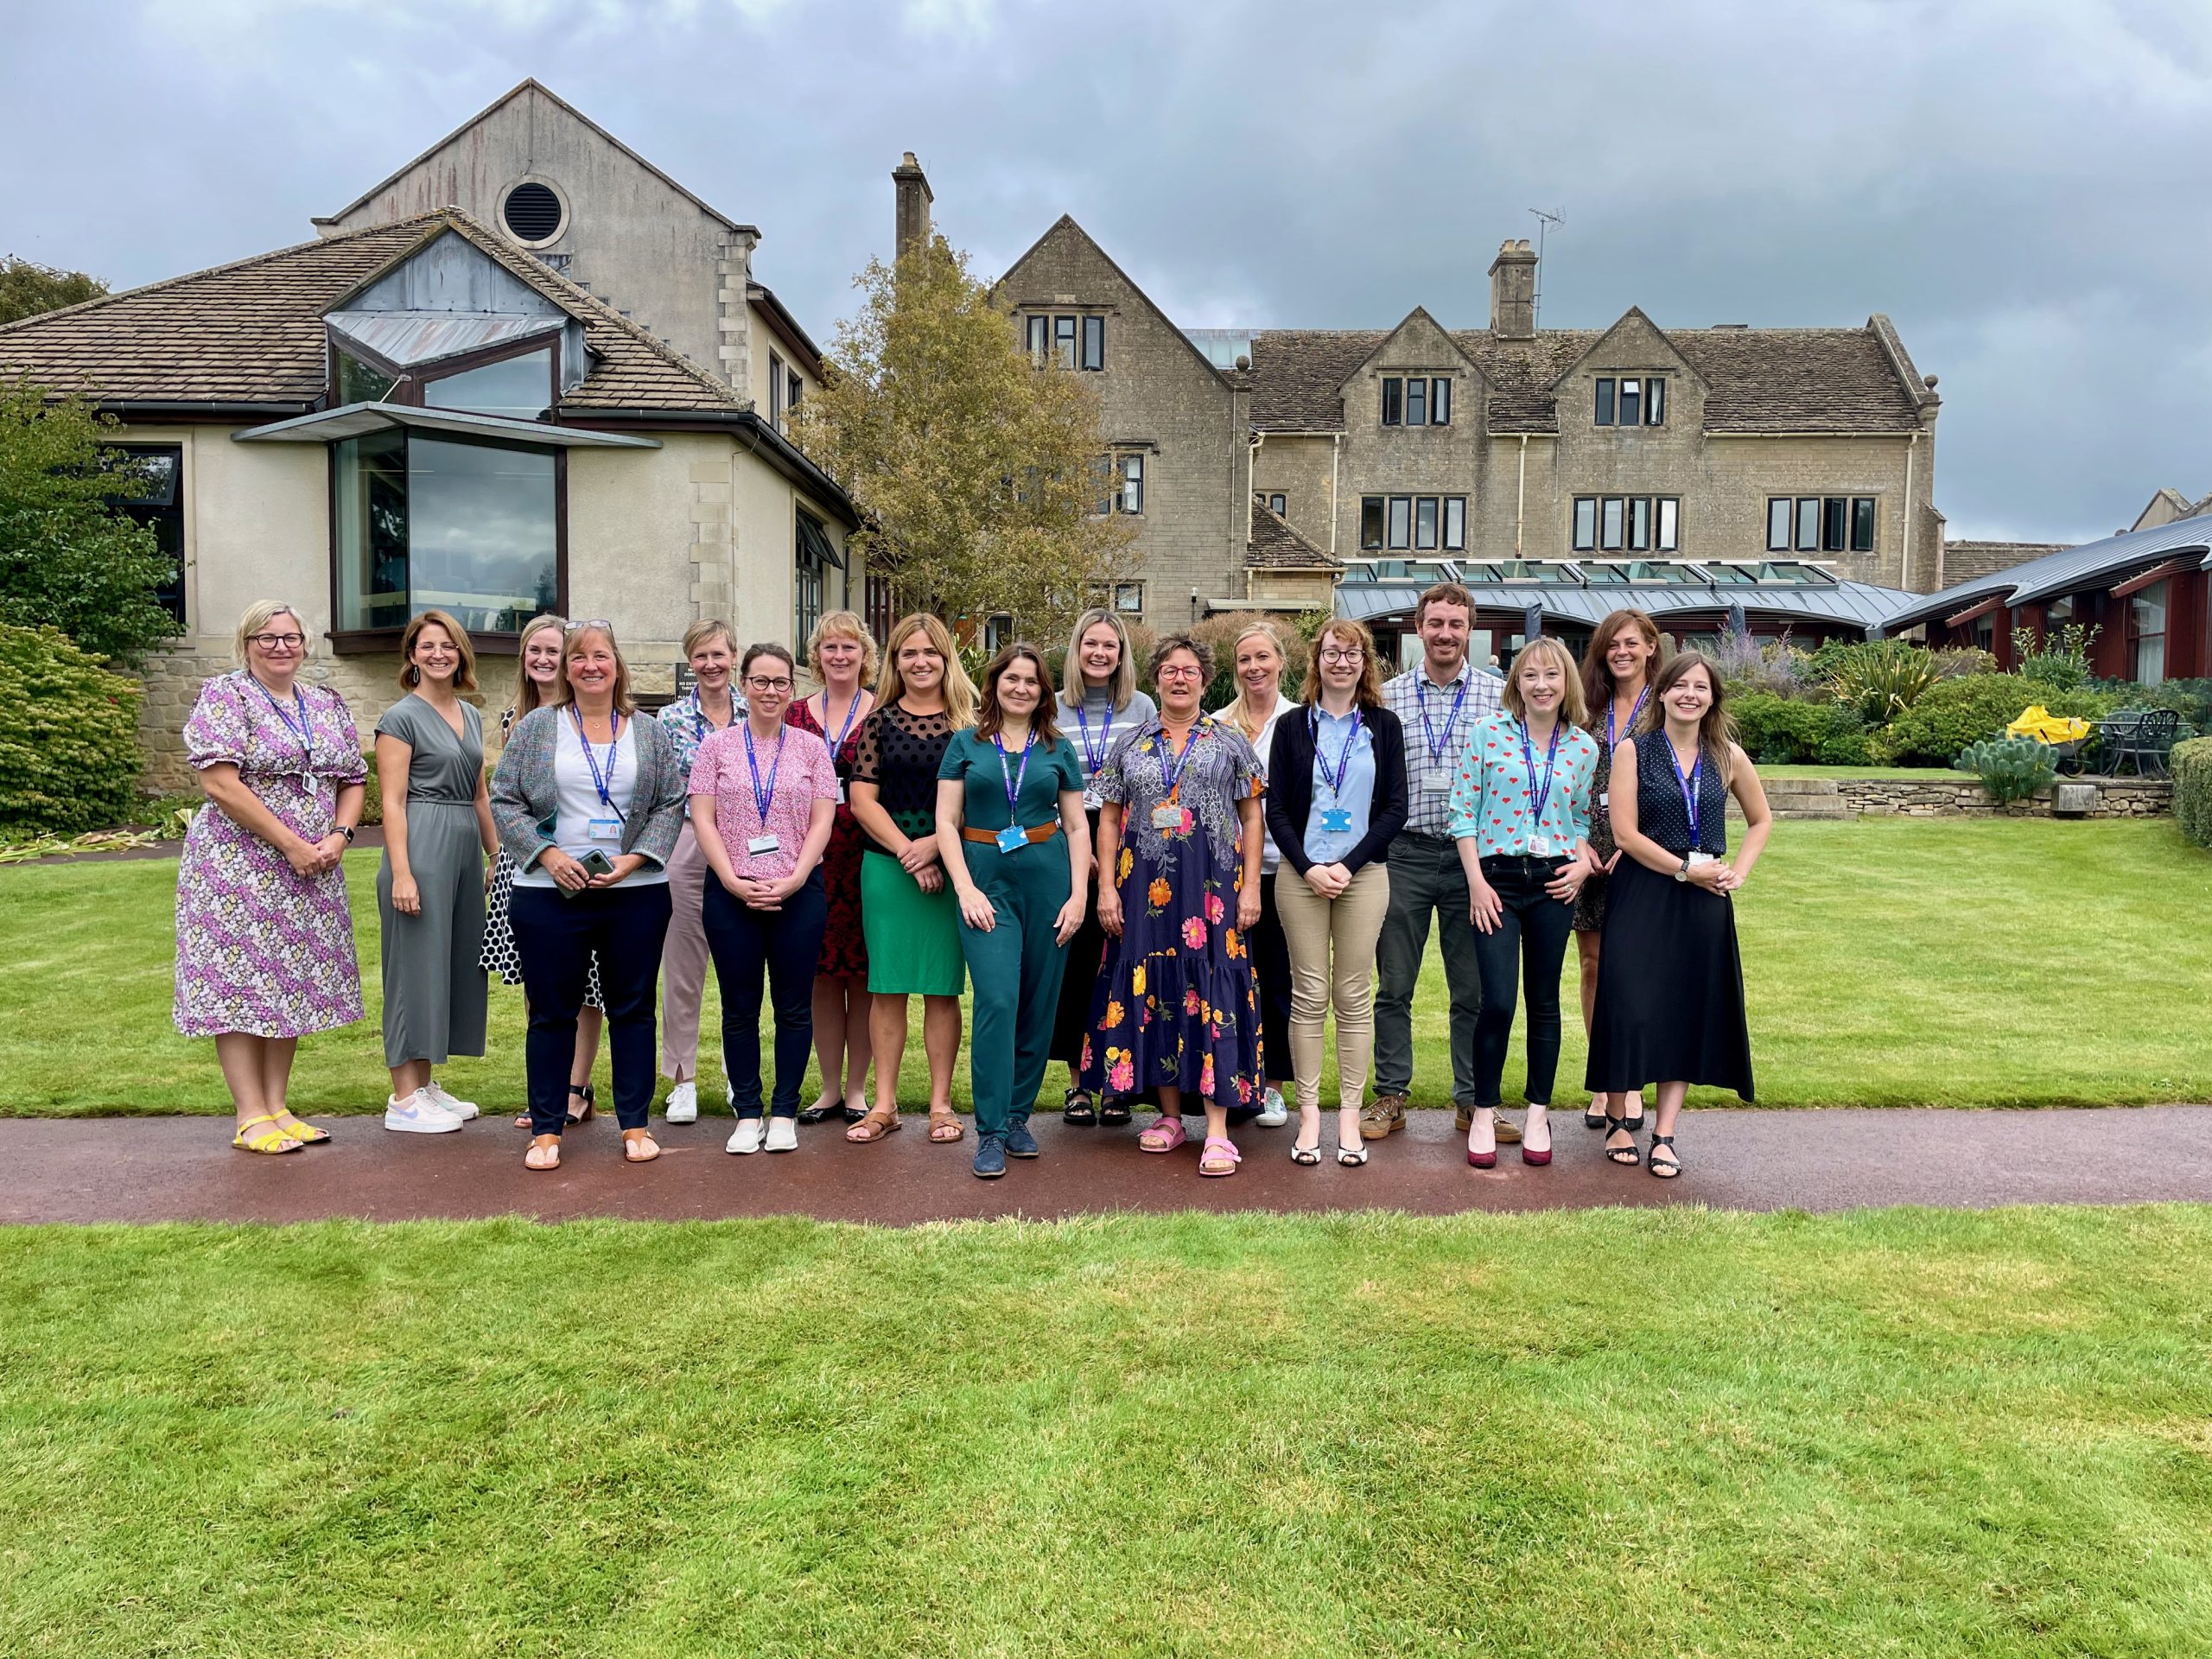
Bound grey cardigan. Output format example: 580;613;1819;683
490;704;688;873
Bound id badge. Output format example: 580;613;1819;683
1530;834;1554;858
587;817;622;842
1083;785;1103;810
1422;765;1452;794
995;824;1027;855
1687;851;1717;870
1597;791;1610;810
747;834;781;856
834;779;848;804
1151;804;1184;830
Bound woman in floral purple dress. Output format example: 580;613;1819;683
175;603;369;1153
1081;634;1268;1176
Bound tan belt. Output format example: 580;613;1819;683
963;823;1061;846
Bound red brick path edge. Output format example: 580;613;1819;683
3;1108;2209;1226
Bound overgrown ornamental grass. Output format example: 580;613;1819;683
3;1206;2211;1656
2;817;2208;1116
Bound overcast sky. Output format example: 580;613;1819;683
4;0;2209;543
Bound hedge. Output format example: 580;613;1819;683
2176;736;2212;849
1873;675;2113;766
1730;691;1873;765
0;625;143;837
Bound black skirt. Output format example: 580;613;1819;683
1584;855;1754;1101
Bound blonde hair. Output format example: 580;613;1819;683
806;609;879;684
555;621;638;717
397;609;478;692
1301;619;1385;710
877;613;976;729
1219;622;1287;741
511;613;568;719
232;601;310;668
1502;636;1588;728
681;618;737;661
1060;607;1137;710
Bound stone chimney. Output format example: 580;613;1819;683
1489;238;1537;338
893;152;933;262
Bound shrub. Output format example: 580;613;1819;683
2012;623;2100;692
1823;640;1946;725
2175;735;2212;849
1873;674;2114;766
1957;736;2057;804
1714;628;1815;699
2091;677;2212;737
1731;691;1873;766
0;624;143;836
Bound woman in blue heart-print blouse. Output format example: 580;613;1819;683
1446;636;1602;1171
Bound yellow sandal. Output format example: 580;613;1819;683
276;1116;330;1144
232;1113;302;1154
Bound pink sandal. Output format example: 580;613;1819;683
1139;1115;1188;1154
1198;1135;1242;1177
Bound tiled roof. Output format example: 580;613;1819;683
1245;321;1925;435
0;208;744;416
1885;518;2212;632
1246;498;1338;570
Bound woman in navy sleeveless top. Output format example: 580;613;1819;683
1585;651;1771;1179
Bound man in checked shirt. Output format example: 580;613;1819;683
1367;582;1517;1144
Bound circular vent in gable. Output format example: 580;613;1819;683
501;181;564;245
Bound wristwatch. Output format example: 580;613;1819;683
338;825;357;844
1674;854;1690;882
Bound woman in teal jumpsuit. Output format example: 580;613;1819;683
937;643;1091;1179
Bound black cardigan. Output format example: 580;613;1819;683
1266;702;1408;877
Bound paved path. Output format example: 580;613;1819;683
4;1107;2209;1225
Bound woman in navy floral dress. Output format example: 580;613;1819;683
1081;634;1267;1176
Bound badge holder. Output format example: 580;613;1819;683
1151;803;1183;830
995;824;1028;855
747;834;782;857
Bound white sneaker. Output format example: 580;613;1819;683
665;1080;698;1124
765;1116;798;1153
1255;1087;1288;1128
425;1082;478;1121
385;1089;463;1135
726;1117;764;1154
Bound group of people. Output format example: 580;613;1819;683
175;582;1770;1182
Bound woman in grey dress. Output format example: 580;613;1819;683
374;610;499;1131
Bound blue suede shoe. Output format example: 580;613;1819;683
972;1134;1007;1179
1003;1120;1039;1159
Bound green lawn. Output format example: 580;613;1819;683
3;817;2208;1116
3;1206;2210;1656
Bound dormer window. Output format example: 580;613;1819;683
421;346;555;421
1595;376;1665;427
1381;376;1452;427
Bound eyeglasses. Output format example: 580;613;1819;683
248;632;306;649
564;619;613;633
745;677;793;692
1319;648;1364;664
1156;665;1206;682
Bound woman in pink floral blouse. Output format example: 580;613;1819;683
175;602;368;1154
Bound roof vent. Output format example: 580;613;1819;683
1713;321;1749;330
502;181;564;244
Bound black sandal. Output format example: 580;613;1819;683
1062;1087;1098;1128
1583;1103;1608;1130
1603;1109;1641;1167
1099;1097;1132;1127
1647;1134;1681;1179
566;1082;595;1123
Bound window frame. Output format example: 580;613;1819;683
1080;315;1105;372
795;507;839;649
1406;377;1427;427
1431;377;1452;427
1266;492;1287;515
1360;496;1385;550
105;443;187;626
1054;315;1077;370
1026;315;1050;364
1114;581;1144;614
1118;452;1144;516
1381;377;1403;426
1617;378;1643;429
1573;498;1597;552
1442;495;1466;551
1386;495;1412;550
1645;376;1666;426
1594;377;1616;426
1574;495;1681;556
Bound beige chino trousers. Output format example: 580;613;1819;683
660;823;714;1082
1273;861;1391;1114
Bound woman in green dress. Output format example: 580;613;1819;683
936;644;1090;1179
374;610;499;1130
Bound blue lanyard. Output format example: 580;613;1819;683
570;705;625;817
1669;740;1704;846
254;677;313;762
995;728;1035;824
1157;719;1204;800
743;722;785;823
1520;718;1564;832
691;693;729;744
1416;675;1468;766
1311;708;1363;799
820;690;864;754
1607;685;1650;749
1075;699;1116;776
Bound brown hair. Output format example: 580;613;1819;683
510;613;568;720
740;642;797;682
1501;636;1588;728
1301;618;1385;710
877;613;976;729
397;609;478;693
1649;649;1738;786
554;621;637;717
1414;581;1474;627
1580;607;1666;732
1147;632;1215;689
974;644;1065;747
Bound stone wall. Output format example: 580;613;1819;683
1839;776;2172;819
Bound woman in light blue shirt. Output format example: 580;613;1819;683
1448;636;1601;1171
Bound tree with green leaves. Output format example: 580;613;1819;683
0;257;106;327
791;234;1135;640
0;377;181;666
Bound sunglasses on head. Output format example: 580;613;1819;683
564;619;613;633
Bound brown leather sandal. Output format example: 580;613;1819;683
927;1109;965;1143
845;1107;901;1143
622;1128;661;1164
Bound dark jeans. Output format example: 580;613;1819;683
702;872;828;1118
511;881;673;1137
1374;831;1482;1104
1470;855;1578;1109
1251;872;1294;1092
